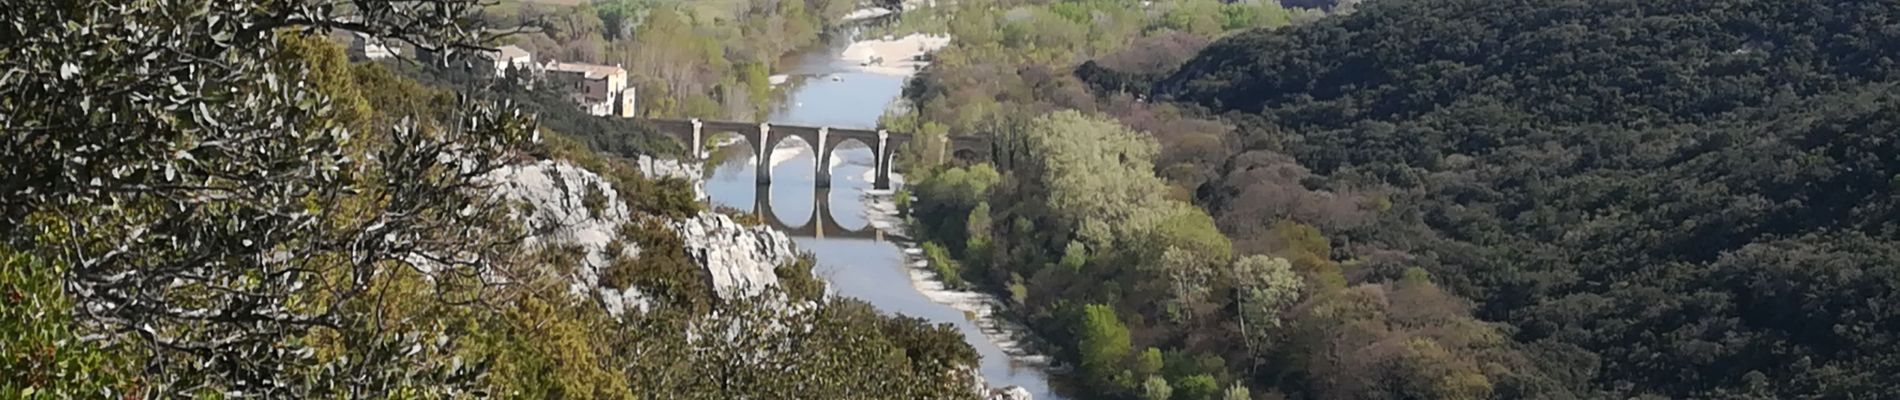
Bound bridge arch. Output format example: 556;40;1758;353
699;130;756;175
823;138;877;185
757;133;817;186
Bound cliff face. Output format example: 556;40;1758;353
486;160;648;315
668;213;800;300
486;159;802;316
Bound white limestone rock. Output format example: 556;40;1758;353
489;156;810;315
987;386;1033;400
485;160;647;316
667;212;800;300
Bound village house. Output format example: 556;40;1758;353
482;45;534;77
542;60;638;118
348;32;398;60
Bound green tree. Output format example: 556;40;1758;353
1077;304;1134;390
1144;376;1176;400
1222;383;1252;400
1136;347;1167;378
1175;374;1221;400
1009;111;1167;249
1234;255;1303;351
0;248;131;397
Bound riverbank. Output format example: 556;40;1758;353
841;33;951;76
861;188;1053;368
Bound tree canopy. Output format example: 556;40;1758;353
1150;0;1900;397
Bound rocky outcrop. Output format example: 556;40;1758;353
486;159;805;316
667;212;800;300
960;355;1032;400
486;160;647;316
987;387;1033;400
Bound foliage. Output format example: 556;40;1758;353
1142;376;1174;400
1174;374;1221;400
1233;255;1302;352
615;217;714;314
907;111;1246;398
1076;304;1134;391
622;296;980;399
1;1;985;397
921;241;967;289
1154;0;1900;397
909;164;1001;250
1221;383;1251;400
1;1;533;394
1;248;131;397
775;253;827;302
399;61;683;158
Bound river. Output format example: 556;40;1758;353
697;31;1068;400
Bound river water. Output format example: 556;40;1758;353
698;34;1066;400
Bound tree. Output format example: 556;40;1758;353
1008;111;1168;249
1175;374;1221;400
1;1;534;395
1234;255;1302;352
1077;304;1134;390
1144;376;1176;400
1222;383;1252;400
1158;247;1215;324
1156;0;1900;396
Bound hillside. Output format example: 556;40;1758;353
1154;0;1900;396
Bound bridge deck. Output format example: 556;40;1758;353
634;118;989;145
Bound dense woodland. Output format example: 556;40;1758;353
903;0;1900;398
2;1;979;398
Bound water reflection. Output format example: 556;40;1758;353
751;184;888;240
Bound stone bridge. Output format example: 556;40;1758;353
637;118;991;189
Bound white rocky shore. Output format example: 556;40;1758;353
842;33;952;76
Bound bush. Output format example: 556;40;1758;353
775;254;826;302
921;241;967;289
0;248;131;397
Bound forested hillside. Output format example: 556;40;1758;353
893;0;1900;398
1152;0;1900;397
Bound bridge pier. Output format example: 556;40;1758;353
755;123;772;185
690;118;705;159
873;130;893;190
815;127;832;188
